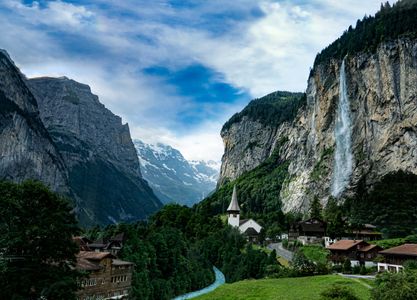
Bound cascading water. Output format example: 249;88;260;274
331;59;353;197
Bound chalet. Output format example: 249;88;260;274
327;240;382;267
289;218;327;245
227;186;262;242
378;244;417;273
88;233;126;256
345;224;382;241
76;251;133;300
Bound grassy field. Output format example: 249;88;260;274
195;275;372;300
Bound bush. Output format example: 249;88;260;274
282;239;289;249
320;284;360;300
372;270;417;300
343;259;352;273
332;264;343;273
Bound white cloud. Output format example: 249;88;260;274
0;0;397;161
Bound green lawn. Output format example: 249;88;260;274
195;275;371;300
300;245;330;265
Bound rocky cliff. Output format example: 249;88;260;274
28;77;162;226
0;50;69;193
219;91;305;185
217;3;417;214
279;37;417;212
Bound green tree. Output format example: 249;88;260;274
309;197;323;219
0;181;81;299
343;258;352;273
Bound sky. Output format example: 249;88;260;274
0;0;394;161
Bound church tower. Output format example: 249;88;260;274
227;185;240;227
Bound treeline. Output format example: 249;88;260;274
89;204;281;300
314;0;417;68
222;91;306;132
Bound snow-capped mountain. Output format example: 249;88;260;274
133;140;220;206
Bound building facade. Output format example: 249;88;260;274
76;251;133;300
327;240;382;267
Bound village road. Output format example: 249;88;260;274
267;242;294;262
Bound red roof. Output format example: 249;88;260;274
358;244;381;252
327;240;364;250
380;244;417;256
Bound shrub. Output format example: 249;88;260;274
343;259;352;273
320;284;360;300
372;270;417;300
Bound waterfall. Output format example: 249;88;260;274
331;59;353;198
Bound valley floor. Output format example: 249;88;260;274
195;274;372;300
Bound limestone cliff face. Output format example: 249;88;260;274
281;37;417;212
0;50;69;193
218;91;305;185
28;77;162;226
218;37;417;213
219;117;279;184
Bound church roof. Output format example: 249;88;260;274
227;186;240;212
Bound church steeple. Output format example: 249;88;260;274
227;185;240;227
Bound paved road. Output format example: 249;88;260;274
338;273;376;280
267;242;294;262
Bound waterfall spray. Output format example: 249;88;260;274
331;59;353;197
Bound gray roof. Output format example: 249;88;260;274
227;185;240;212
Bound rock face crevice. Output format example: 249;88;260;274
218;37;417;213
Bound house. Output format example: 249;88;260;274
227;186;262;242
289;218;327;245
378;244;417;273
327;240;382;267
345;224;382;241
76;251;133;300
87;233;126;256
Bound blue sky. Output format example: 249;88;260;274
0;0;393;161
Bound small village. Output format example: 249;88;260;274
73;187;417;299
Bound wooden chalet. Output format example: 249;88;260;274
327;240;382;267
76;251;133;300
346;224;382;241
289;218;327;245
87;233;126;256
378;244;417;273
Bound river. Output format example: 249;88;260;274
172;266;225;300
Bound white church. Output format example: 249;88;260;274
227;186;262;242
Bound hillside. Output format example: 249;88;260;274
195;275;372;300
134;140;219;206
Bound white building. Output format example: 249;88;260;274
227;186;262;241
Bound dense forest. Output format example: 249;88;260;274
222;91;306;131
314;0;417;68
345;171;417;238
86;204;281;300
